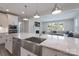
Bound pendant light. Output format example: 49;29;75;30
34;10;40;18
34;14;40;18
34;5;40;19
23;5;28;21
23;17;28;21
52;4;62;15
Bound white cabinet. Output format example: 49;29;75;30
0;33;7;44
0;13;18;34
21;47;36;56
42;47;70;56
0;13;8;28
5;35;13;54
5;35;20;55
7;14;18;25
0;13;18;27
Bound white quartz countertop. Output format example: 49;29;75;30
11;33;79;55
40;34;79;55
12;33;40;39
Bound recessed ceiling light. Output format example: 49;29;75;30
6;9;9;11
22;11;24;14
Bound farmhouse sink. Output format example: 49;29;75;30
21;37;46;56
25;37;46;44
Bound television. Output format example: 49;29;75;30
35;22;40;27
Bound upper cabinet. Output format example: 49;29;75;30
0;13;19;27
0;13;8;28
7;14;18;25
0;13;19;33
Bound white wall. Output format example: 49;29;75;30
41;19;74;33
28;18;41;34
74;15;79;32
63;19;74;32
41;22;48;33
28;18;74;34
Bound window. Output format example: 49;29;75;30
48;22;64;31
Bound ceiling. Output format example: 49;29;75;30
0;3;79;18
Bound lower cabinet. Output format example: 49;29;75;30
5;36;21;56
12;38;21;56
5;35;13;54
0;33;7;44
21;47;36;56
42;47;70;56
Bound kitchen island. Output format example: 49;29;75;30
5;33;79;56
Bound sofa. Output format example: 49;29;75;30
48;31;79;38
48;31;65;36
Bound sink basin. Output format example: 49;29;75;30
21;37;46;56
25;37;46;44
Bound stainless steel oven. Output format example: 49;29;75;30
8;25;18;34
